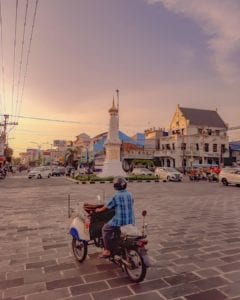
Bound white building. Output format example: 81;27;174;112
154;105;229;168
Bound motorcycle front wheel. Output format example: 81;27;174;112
124;248;147;283
72;238;88;262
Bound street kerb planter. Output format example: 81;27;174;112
71;176;160;184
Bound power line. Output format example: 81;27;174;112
11;0;19;118
0;0;6;115
2;114;93;125
14;0;28;123
17;0;39;120
10;0;38;136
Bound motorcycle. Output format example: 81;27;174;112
0;167;7;180
69;202;150;282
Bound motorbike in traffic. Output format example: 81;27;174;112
0;167;7;180
69;202;150;282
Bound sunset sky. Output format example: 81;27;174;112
1;0;240;155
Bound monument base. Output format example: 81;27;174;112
99;160;126;178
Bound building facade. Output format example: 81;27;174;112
154;105;229;168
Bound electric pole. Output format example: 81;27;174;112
0;114;18;155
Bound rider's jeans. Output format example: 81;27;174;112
102;223;118;251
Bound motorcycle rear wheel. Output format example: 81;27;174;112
72;238;88;262
124;248;147;283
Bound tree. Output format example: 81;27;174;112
64;148;77;166
12;157;21;165
4;147;13;162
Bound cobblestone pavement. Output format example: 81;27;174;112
1;174;240;300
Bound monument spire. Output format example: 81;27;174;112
99;94;125;178
116;89;119;111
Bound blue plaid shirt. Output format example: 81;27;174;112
106;190;135;227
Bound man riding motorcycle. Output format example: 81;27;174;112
95;176;135;258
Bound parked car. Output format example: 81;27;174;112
66;166;76;177
155;167;183;182
28;167;52;179
77;167;93;175
219;168;240;186
131;167;154;176
52;166;66;176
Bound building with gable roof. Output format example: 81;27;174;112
154;105;229;168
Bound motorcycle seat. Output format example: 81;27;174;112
83;203;104;213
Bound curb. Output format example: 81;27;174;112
66;178;161;184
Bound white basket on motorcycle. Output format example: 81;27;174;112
120;224;141;238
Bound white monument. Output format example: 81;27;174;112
99;98;126;178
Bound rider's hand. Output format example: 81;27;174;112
95;206;106;213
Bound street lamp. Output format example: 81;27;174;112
45;142;54;167
30;142;48;165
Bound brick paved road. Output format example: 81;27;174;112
0;174;240;299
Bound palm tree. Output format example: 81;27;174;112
64;148;77;166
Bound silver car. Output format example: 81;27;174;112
155;167;183;182
219;168;240;186
131;167;154;176
28;167;52;179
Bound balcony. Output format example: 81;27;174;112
122;151;154;160
154;149;175;157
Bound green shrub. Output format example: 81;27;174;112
75;175;114;183
126;175;158;181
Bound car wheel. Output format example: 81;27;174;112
37;174;42;179
48;174;51;178
166;176;170;182
222;178;228;186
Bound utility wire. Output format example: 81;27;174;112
0;0;6;115
4;114;94;125
10;0;38;137
11;0;19;120
14;0;28;123
17;0;39;120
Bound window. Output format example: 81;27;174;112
198;128;203;134
172;143;175;150
213;144;218;152
204;143;209;152
216;130;220;136
196;143;199;151
221;144;226;153
181;143;186;150
166;144;171;150
207;129;212;135
162;144;165;150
